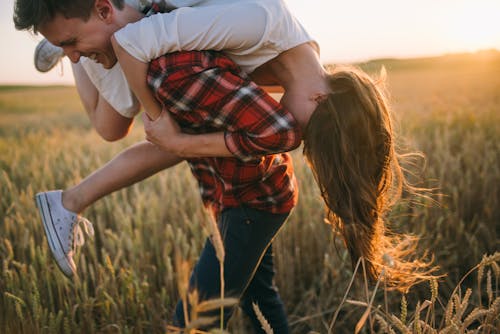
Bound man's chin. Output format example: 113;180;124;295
102;59;118;70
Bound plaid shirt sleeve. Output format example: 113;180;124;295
148;52;302;161
221;78;302;162
195;57;302;162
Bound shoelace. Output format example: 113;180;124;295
73;217;95;249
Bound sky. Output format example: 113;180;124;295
1;0;499;85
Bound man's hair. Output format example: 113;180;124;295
303;66;437;292
13;0;125;32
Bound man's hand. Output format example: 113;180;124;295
143;110;232;158
143;110;185;154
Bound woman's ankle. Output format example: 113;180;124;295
61;189;83;213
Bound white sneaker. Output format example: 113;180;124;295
35;190;94;277
34;38;65;73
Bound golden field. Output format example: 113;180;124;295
0;51;499;333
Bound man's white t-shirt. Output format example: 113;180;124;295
115;0;316;74
82;0;317;117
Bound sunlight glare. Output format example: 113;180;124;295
446;0;500;51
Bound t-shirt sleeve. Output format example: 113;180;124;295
113;3;268;63
79;58;140;118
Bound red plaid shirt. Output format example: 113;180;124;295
147;51;301;216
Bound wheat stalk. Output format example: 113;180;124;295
400;294;408;325
463;308;488;328
205;211;226;329
328;257;363;332
389;314;411;334
486;269;493;306
355;266;386;334
195;298;238;313
455;288;472;322
416;320;437;334
252;302;274;334
374;314;396;334
485;297;500;325
174;253;191;327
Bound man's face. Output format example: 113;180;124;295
39;10;118;69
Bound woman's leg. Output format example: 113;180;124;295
36;141;182;277
62;140;182;213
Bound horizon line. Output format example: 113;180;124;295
1;48;498;86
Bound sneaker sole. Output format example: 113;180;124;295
35;193;75;277
34;39;62;73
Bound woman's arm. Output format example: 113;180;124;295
145;56;301;161
111;35;233;157
111;35;162;121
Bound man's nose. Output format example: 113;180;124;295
63;47;81;63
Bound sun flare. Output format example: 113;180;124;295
446;0;500;51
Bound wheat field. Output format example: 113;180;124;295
0;51;499;333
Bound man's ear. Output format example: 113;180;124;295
94;0;114;22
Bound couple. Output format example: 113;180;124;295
14;0;426;332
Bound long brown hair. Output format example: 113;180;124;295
303;66;435;291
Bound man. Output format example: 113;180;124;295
27;0;321;140
14;0;302;331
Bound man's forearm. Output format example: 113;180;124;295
175;132;232;158
72;62;100;119
142;111;233;158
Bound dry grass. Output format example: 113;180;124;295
1;51;499;333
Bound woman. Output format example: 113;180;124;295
112;0;434;290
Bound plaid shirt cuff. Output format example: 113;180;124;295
224;125;302;162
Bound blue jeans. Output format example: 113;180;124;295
174;206;290;333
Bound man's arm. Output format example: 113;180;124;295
142;82;301;160
72;62;135;141
142;111;232;158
